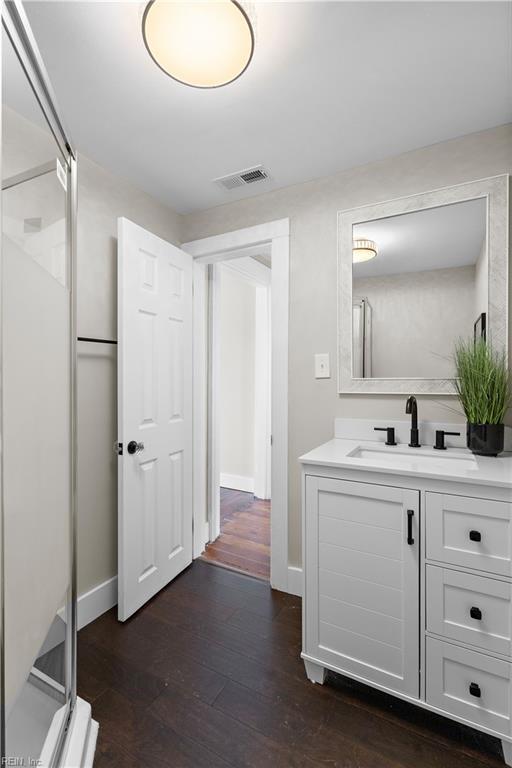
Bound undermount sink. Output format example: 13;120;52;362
347;445;478;470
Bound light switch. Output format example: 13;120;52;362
314;353;330;379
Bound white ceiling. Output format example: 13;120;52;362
24;1;512;214
353;198;486;278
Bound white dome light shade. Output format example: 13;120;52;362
142;0;254;88
353;239;378;263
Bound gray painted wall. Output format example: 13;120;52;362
181;123;512;567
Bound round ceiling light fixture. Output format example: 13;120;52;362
142;0;254;88
352;239;378;263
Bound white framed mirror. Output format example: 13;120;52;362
338;175;509;394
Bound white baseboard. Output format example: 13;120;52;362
220;473;254;493
77;576;118;630
287;565;303;597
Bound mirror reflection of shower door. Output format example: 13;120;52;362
2;21;75;767
352;297;372;378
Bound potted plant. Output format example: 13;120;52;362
454;338;510;457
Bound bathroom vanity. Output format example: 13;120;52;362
301;420;512;763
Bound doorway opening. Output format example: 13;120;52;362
201;257;271;579
183;218;290;593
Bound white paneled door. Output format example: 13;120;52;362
118;218;193;620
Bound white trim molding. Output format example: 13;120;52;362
221;254;271;286
52;576;117;645
287;566;303;598
253;280;271;501
183;219;290;593
193;260;209;557
220;473;255;493
77;576;118;630
185;219;289;260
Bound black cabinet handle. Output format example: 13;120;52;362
407;509;414;545
469;682;481;698
470;606;482;621
469;530;482;542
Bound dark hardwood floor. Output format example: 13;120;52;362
201;488;270;579
79;559;506;768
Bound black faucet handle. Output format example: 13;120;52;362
433;430;461;450
374;427;397;446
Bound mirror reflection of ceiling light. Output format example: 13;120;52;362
353;239;378;263
142;0;254;89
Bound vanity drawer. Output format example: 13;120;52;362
426;566;512;656
426;493;512;577
426;637;512;737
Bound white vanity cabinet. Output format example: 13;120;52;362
301;439;512;765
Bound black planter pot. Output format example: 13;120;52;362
466;423;504;457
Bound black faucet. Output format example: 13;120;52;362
405;396;421;447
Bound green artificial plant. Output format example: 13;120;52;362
454;338;510;425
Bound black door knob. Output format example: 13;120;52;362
470;606;482;621
127;440;144;455
469;530;482;542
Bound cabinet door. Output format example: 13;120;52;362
304;476;419;697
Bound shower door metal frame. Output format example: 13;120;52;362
1;1;77;764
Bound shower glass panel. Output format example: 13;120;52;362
1;11;76;766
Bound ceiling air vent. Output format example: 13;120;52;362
215;165;269;191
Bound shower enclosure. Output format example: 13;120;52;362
1;1;79;764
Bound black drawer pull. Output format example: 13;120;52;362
469;682;481;698
470;606;482;621
407;509;414;545
469;530;482;542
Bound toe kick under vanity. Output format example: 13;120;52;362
300;419;512;764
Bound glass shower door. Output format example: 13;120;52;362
1;10;76;766
2;165;71;764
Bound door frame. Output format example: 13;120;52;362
182;218;289;593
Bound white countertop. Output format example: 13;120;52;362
300;438;512;489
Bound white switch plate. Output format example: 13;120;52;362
315;353;330;379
